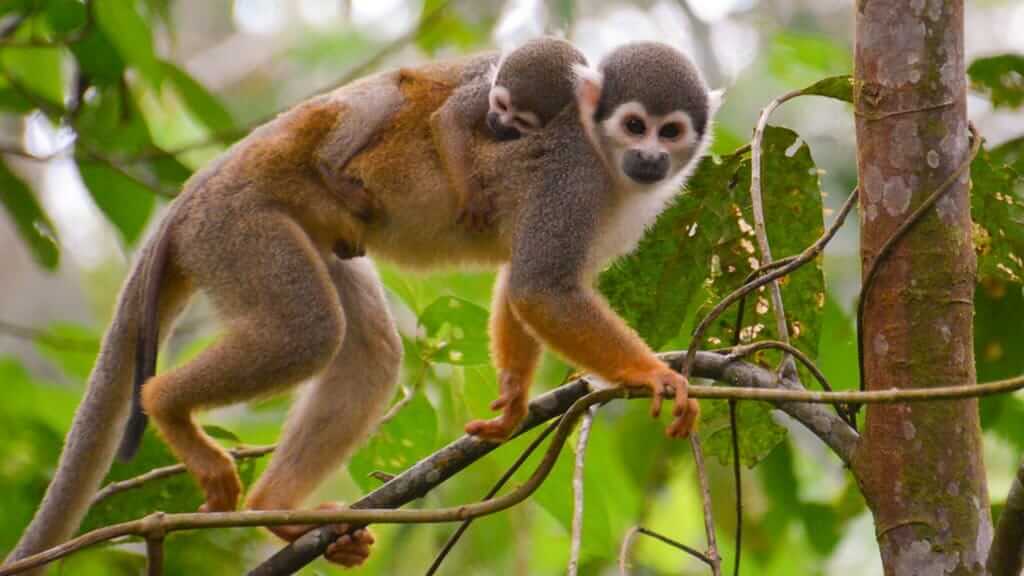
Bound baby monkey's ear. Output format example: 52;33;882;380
572;63;603;120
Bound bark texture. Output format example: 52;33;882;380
852;1;991;574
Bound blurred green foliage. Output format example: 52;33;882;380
0;1;1022;575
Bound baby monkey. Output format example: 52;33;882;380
432;37;587;230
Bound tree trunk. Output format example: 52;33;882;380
852;1;991;574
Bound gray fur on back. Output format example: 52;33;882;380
595;42;710;135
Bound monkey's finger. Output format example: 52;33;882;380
490;396;509;411
648;385;664;418
672;376;690;417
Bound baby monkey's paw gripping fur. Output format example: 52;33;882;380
456;188;496;233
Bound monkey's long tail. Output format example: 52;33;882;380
117;215;173;462
5;248;149;573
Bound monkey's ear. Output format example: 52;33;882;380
572;63;603;118
708;89;726;116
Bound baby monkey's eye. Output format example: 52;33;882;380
659;122;684;140
624;115;646;136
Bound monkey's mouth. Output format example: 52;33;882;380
486;112;523;141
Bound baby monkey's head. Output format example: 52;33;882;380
487;37;588;141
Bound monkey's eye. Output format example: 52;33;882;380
494;96;509;113
659;123;685;141
624;115;646;136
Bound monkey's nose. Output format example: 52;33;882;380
487;112;522;141
623;150;670;184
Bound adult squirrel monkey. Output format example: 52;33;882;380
7;41;718;570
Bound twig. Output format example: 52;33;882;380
618;526;713;575
145;536;164;576
683;188;860;381
424;417;561;575
855;122;981;397
690;435;722;575
749;90;803;356
3;385;608;576
728;402;742;576
91;445;276;506
11;354;1024;575
568;406;597;576
0;320;98;354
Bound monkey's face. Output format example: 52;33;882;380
599;102;699;187
487;85;542;142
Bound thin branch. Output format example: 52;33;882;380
145;536;164;576
568;406;597;576
988;456;1024;575
424;417;561;576
10;354;1024;575
855;122;981;397
91;445;276;506
690;434;722;575
749;89;803;354
728;402;742;576
0;320;98;354
683;188;859;382
618;526;713;575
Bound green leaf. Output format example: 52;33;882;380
799;74;854;103
33;322;101;381
0;44;65;110
162;61;234;133
348;391;438;492
94;0;161;86
768;32;852;85
971;147;1024;283
602;126;827;467
46;0;89;35
968;54;1024;109
202;425;241;443
701;400;787;468
78;161;157;246
0;159;59;269
991;136;1024;175
69;26;126;85
976;280;1024;451
418;295;491;365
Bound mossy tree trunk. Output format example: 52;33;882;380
852;1;991;573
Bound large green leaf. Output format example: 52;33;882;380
0;159;59;269
162;61;234;134
33;322;101;381
968;54;1024;109
971;147;1024;283
991;136;1024;179
94;0;162;86
78;161;156;246
348;391;438;493
977;280;1024;451
0;44;65;111
418;295;491;365
600;126;827;467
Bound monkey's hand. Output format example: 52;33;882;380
265;503;376;567
456;186;496;233
623;366;699;439
464;371;529;441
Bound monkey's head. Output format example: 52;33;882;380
576;42;722;189
487;37;588;141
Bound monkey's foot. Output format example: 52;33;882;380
464;388;528;441
626;367;700;439
196;464;243;512
326;525;375;567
